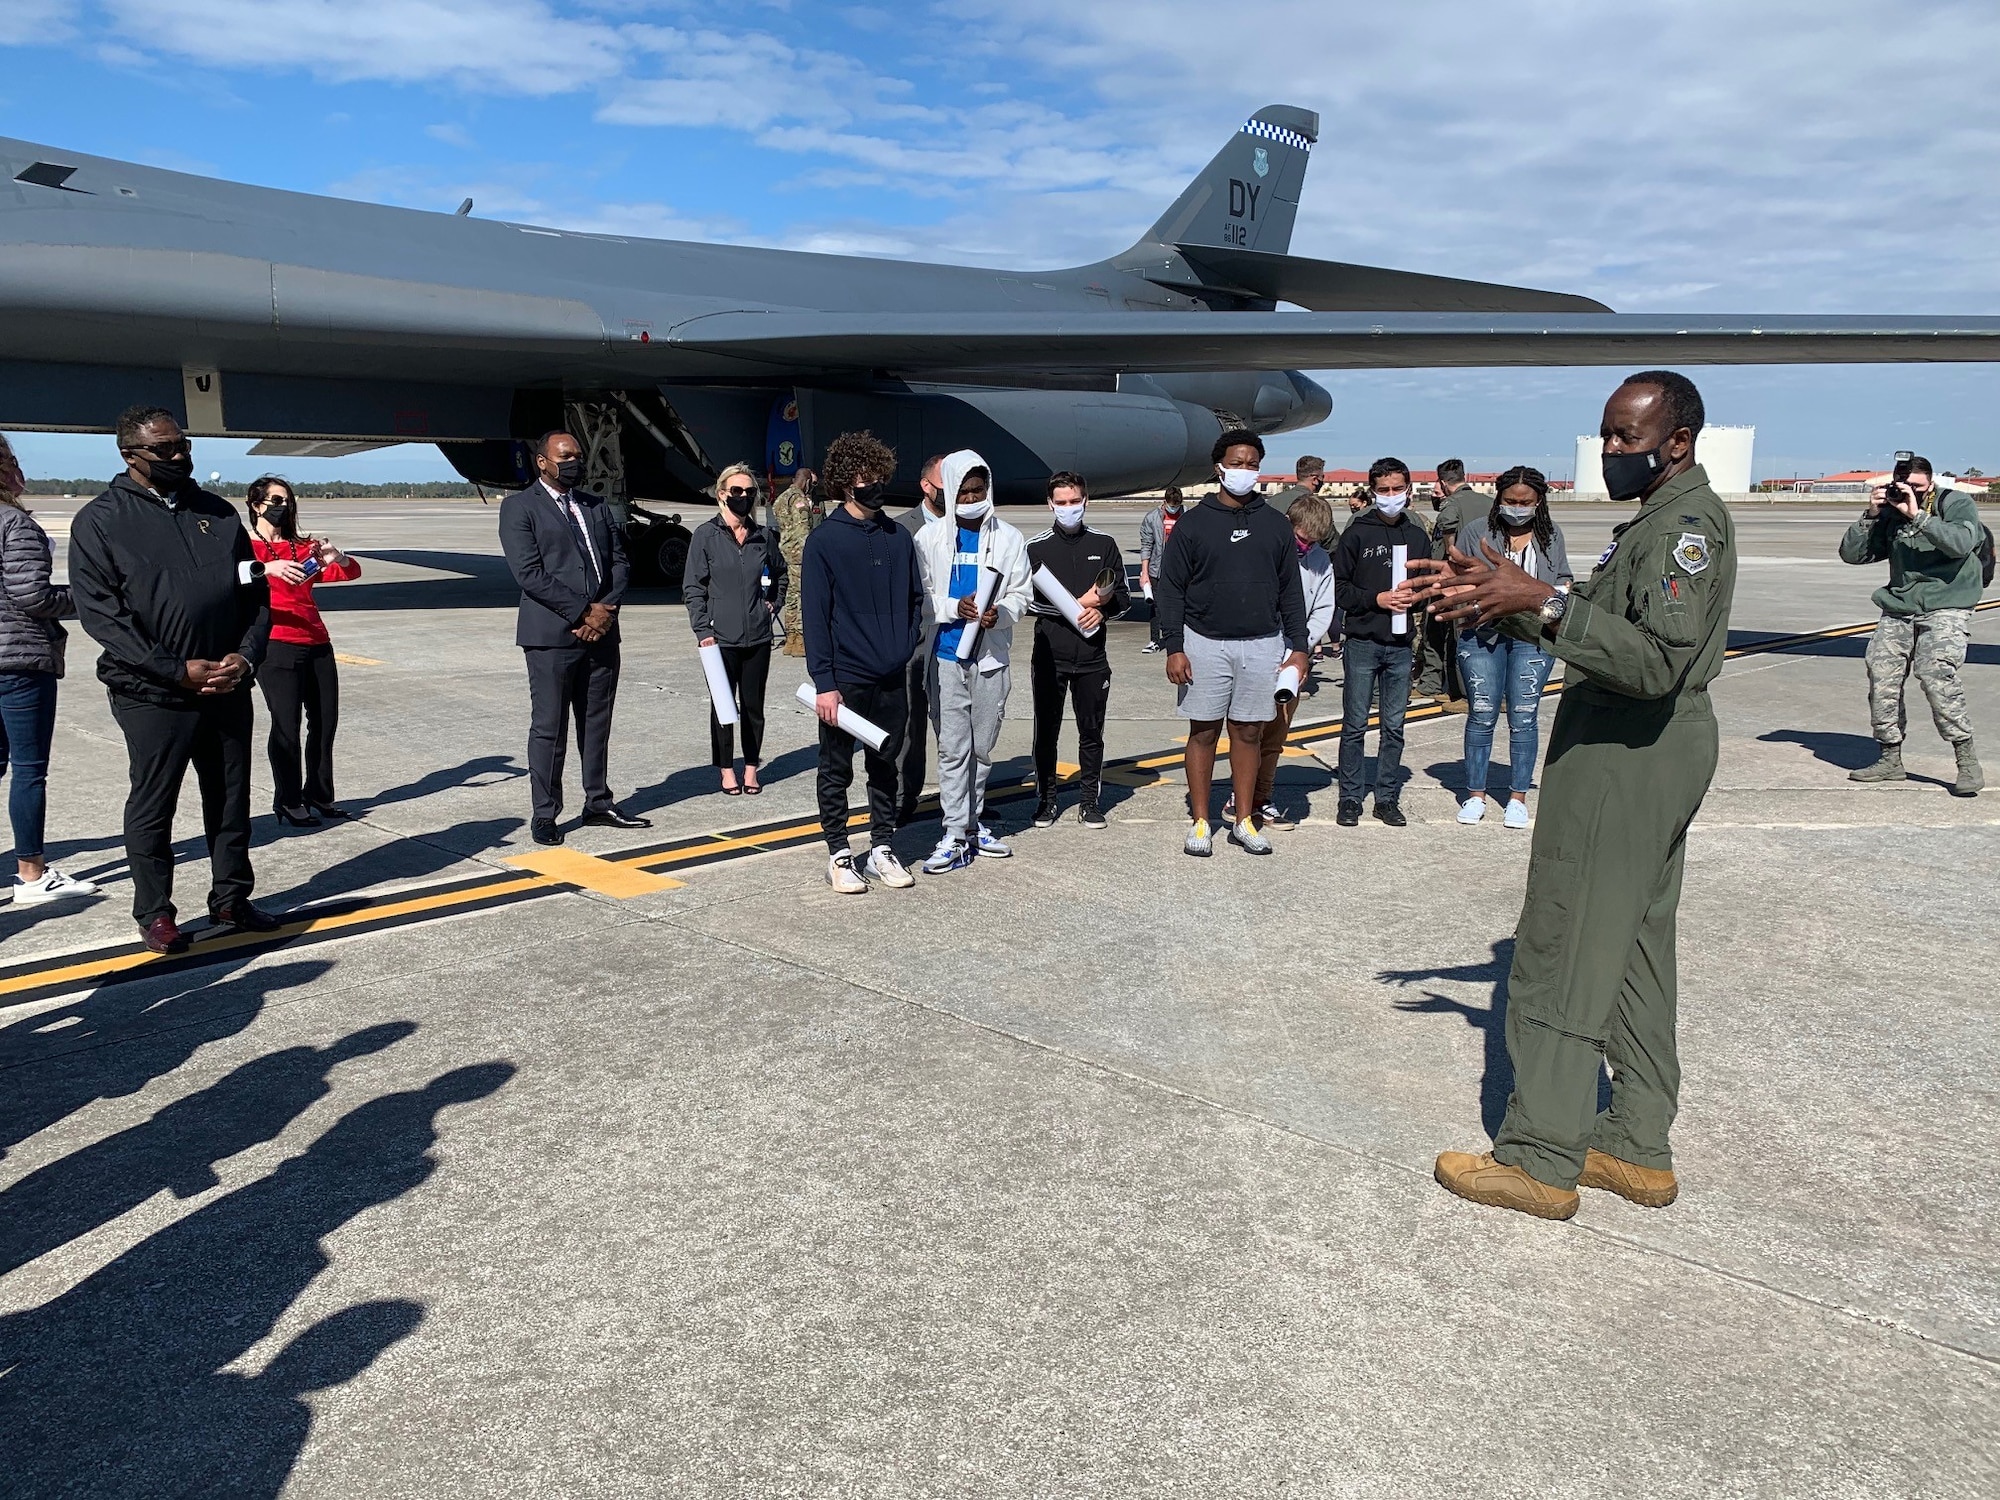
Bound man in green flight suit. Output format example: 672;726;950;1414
1419;370;1735;1221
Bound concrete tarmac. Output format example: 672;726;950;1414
1;495;1995;1496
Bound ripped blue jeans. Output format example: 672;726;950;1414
1458;631;1555;797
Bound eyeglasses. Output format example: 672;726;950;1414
722;487;756;499
123;440;189;459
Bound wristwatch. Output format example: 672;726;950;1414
1538;590;1569;629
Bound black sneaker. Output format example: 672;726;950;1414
1336;801;1362;827
1032;796;1060;828
1078;801;1107;830
1373;801;1408;828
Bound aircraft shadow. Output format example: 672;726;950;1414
0;1057;513;1498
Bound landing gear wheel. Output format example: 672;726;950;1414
656;530;688;587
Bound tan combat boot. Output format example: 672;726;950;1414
1434;1150;1579;1221
1578;1149;1679;1207
1952;740;1983;797
1848;745;1905;782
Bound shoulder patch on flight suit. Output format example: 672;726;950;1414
1672;533;1712;575
1593;541;1618;570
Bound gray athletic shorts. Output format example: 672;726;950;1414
1177;627;1283;723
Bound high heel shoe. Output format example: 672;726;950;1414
311;803;352;820
274;806;322;829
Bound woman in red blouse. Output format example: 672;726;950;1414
246;476;361;827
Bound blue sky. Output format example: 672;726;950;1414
3;0;1997;483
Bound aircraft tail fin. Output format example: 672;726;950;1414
1142;105;1318;258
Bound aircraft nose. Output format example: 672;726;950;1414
1286;370;1332;428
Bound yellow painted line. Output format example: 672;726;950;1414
504;847;685;895
333;652;385;666
0;874;554;999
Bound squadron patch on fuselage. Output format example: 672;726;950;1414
1673;532;1712;575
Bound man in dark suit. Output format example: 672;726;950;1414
498;431;651;845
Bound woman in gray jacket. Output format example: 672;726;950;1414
0;435;97;904
683;463;787;795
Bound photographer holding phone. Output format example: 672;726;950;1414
1840;453;1984;795
248;476;361;827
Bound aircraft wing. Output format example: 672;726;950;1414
669;310;2000;374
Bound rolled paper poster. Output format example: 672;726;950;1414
955;565;1005;662
1031;564;1100;638
1274;663;1302;703
1142;579;1154;600
794;681;890;752
698;641;739;726
1391;543;1409;634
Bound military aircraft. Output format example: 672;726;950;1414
3;103;1997;576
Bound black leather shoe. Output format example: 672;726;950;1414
141;914;189;955
1373;801;1408;828
208;898;283;932
580;807;651;829
1336;801;1362;827
531;819;564;846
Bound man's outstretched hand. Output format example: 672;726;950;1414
1422;541;1556;629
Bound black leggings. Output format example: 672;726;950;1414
710;642;771;766
259;639;340;808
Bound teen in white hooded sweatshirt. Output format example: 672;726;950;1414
913;449;1032;870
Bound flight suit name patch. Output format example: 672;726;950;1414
1672;533;1711;575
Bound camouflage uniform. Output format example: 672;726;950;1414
774;479;820;657
1839;485;1984;749
1865;610;1974;746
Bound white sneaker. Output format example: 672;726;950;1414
922;836;976;875
12;867;100;905
866;847;915;889
974;824;1012;859
1504;800;1531;829
825;851;868;894
1457;799;1486;825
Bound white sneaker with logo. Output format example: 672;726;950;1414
12;867;100;905
826;852;868;895
866;847;915;889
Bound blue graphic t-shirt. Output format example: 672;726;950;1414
934;521;984;659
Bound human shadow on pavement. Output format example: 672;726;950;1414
263;818;521;911
1381;937;1613;1138
1756;728;1960;789
0;957;329;1163
0;1060;514;1499
342;754;527;817
1757;728;1880;770
0;1020;416;1275
626;742;819;819
1380;940;1517;1139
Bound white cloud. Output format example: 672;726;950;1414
425;122;475;149
95;0;621;93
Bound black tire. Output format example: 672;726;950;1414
656;530;689;589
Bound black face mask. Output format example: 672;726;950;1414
723;490;755;518
1601;444;1666;502
551;457;586;489
261;502;294;526
849;481;887;511
143;454;194;492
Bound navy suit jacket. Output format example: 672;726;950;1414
498;482;629;648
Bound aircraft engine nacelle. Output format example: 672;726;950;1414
788;384;1238;502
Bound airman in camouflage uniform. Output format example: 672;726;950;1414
1838;457;1984;796
1423;372;1734;1222
775;468;820;657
